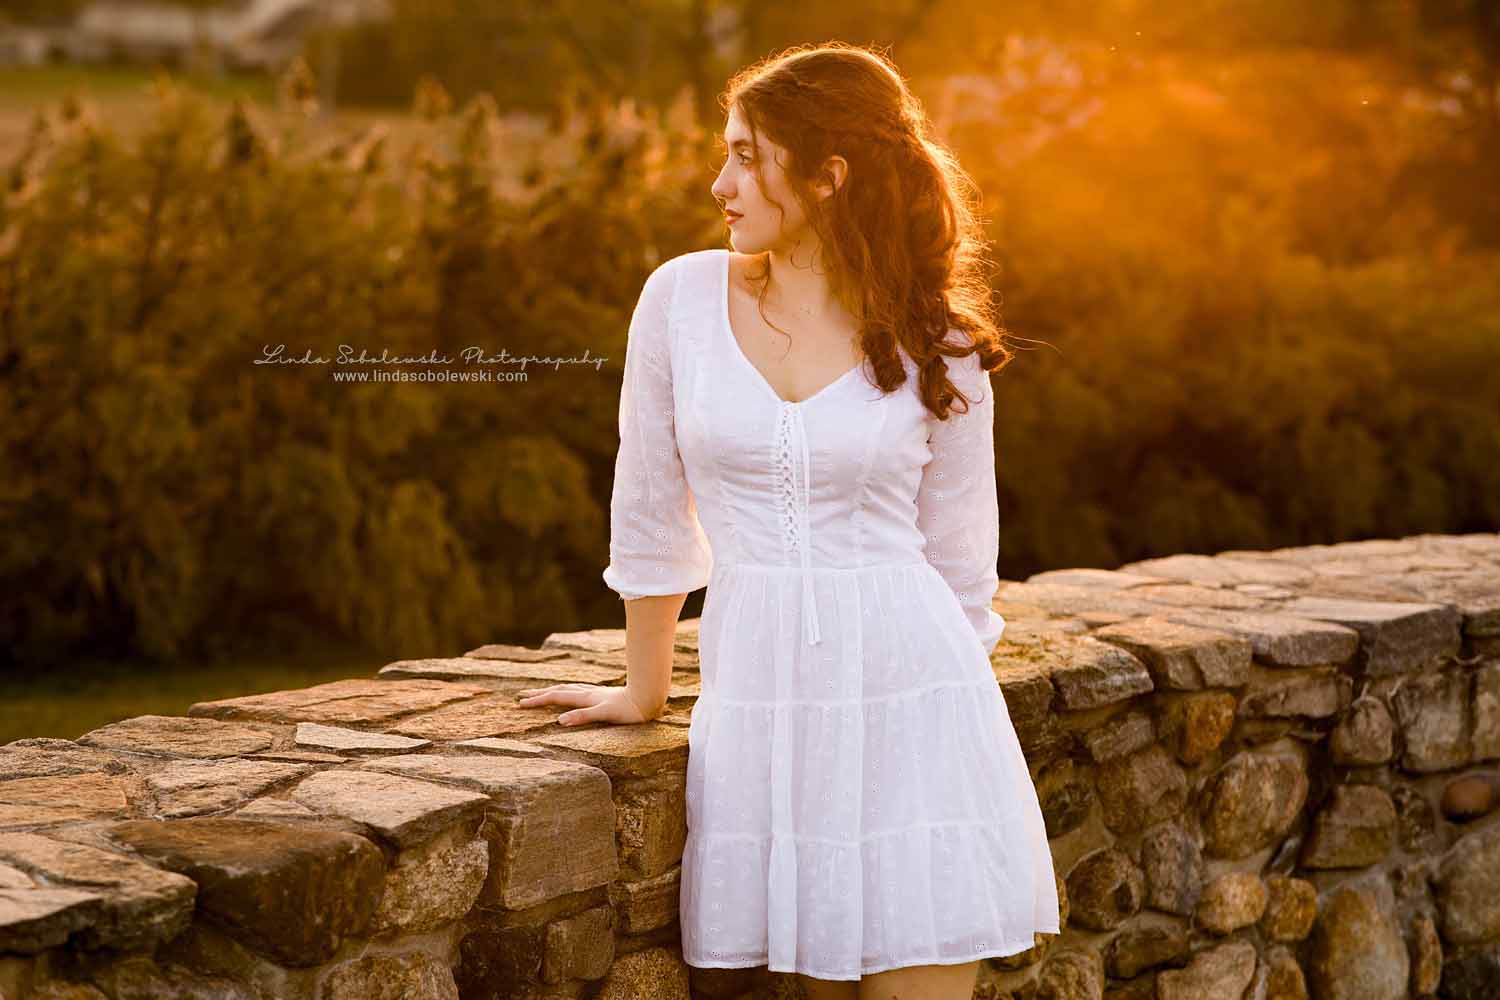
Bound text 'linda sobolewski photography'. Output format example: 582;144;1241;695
252;344;611;384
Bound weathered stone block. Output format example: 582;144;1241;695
594;945;690;1000
381;654;618;685
0;882;104;955
188;678;490;726
1080;709;1154;763
1156;607;1360;667
293;722;430;753
1275;596;1461;676
370;835;488;936
1237;667;1351;719
1092;617;1251;690
541;904;615;983
1140;823;1203;917
613;772;687;880
354;754;619;910
0;832;195;952
1329;694;1395;765
1471;661;1500;762
0;739;130;780
78;715;279;759
290;769;488;849
0;771;137;828
103;817;385;967
145;759;317;819
388;694;567;741
321;952;459;1000
1391;669;1474;772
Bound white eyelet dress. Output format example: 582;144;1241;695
602;248;1062;981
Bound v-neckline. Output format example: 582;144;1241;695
719;249;863;407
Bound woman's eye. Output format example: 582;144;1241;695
737;154;753;166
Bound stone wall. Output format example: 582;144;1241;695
2;532;1498;1000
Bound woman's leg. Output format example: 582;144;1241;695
857;959;981;1000
797;973;861;1000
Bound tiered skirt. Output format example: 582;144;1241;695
678;560;1061;981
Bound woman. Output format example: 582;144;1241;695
517;42;1061;999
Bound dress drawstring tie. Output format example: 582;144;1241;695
776;402;823;647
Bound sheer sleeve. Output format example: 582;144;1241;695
601;259;713;601
915;344;1006;655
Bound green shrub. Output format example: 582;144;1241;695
0;72;721;667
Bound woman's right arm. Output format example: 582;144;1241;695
599;258;713;718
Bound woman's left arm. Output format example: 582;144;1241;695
914;347;1006;656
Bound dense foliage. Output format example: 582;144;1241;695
1;10;1497;667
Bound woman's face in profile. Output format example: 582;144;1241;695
711;104;810;255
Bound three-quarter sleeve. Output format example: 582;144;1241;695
601;259;714;601
915;343;1006;655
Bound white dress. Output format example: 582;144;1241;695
602;247;1062;981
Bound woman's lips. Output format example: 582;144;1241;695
725;213;742;224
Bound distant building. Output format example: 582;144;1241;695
0;0;389;71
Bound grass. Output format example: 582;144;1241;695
0;637;393;744
0;61;519;170
0;62;274;106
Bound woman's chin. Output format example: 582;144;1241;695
728;230;764;253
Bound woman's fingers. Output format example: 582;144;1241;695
515;683;582;702
558;704;597;726
516;685;582;705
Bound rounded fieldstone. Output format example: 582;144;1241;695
1439;772;1500;822
1169;691;1237;766
1065;849;1145;931
1195;872;1268;935
1037;758;1094;839
1438;944;1500;1000
1198;751;1308;860
1097;745;1188;836
1433;824;1500;946
1103;921;1189;979
1157;939;1256;1000
1035;947;1103;1000
1259;875;1318;943
1306;886;1409;1000
1263;946;1308;1000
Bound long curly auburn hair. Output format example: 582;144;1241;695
718;42;1012;421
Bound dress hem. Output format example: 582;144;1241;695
683;925;1063;981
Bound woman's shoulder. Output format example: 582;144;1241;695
648;247;726;288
